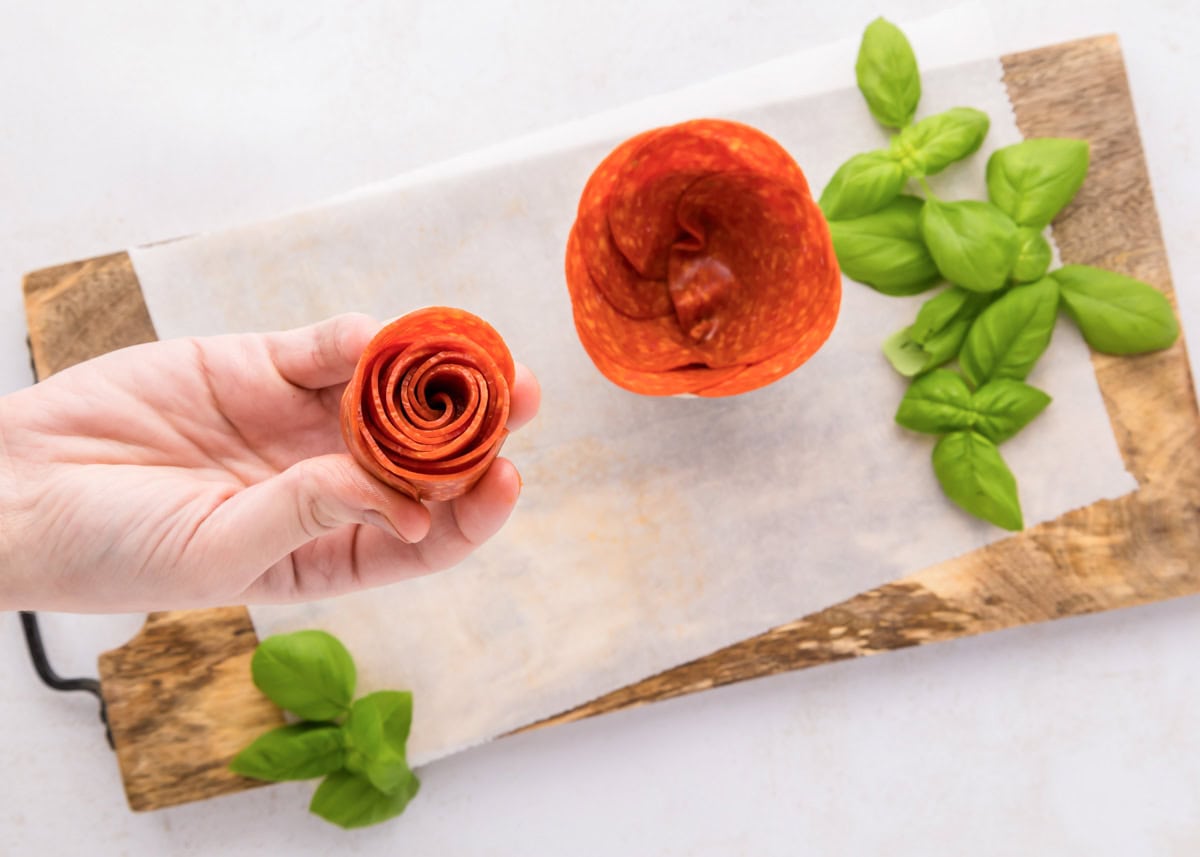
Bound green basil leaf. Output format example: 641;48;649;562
343;691;415;795
932;431;1023;531
970;380;1052;443
910;287;972;342
819;151;907;220
1011;227;1052;283
921;316;975;370
959;278;1059;388
855;17;921;129
911;287;992;343
919;198;1019;293
882;327;932;377
883;289;992;378
883;318;971;377
829;195;940;295
251;631;356;721
895;370;974;434
986;138;1090;228
1052;265;1179;354
229;723;345;782
916;289;994;372
309;769;420;830
889;107;990;177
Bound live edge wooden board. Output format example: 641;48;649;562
22;36;1200;812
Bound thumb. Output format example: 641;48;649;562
199;454;431;575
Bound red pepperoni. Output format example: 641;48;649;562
565;119;840;397
573;130;674;319
340;307;514;501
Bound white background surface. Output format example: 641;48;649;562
1;1;1197;853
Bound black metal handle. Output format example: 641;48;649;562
19;611;114;749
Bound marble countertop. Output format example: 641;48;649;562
1;2;1197;853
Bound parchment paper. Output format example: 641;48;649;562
130;5;1136;764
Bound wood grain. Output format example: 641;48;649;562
22;252;154;378
20;35;1199;810
96;608;284;810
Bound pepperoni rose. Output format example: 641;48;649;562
340;307;514;501
565;119;841;397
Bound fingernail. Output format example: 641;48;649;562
364;510;410;543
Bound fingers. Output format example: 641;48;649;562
411;458;523;573
266;318;540;430
508;363;541;431
200;453;430;580
265;313;379;390
241;455;526;602
451;458;523;546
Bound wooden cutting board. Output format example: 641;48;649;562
22;35;1200;813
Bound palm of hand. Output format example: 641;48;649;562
0;314;537;611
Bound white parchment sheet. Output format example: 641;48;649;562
130;5;1135;763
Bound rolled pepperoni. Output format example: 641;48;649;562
565;119;841;397
340;307;514;501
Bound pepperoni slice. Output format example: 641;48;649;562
565;119;840;397
340;307;514;501
574;130;674;319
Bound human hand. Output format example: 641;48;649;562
0;313;540;612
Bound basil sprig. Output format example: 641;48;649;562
855;17;920;128
821;107;990;221
822;16;1181;530
890;108;989;177
231;631;420;829
896;370;1048;530
897;371;1050;443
